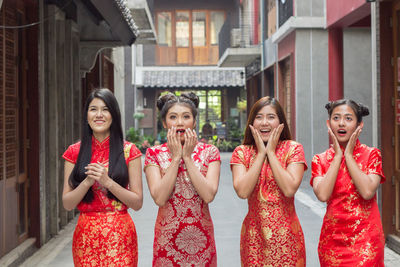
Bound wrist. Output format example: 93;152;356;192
83;177;94;187
105;179;114;190
182;155;192;162
171;156;181;163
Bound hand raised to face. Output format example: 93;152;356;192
266;124;284;155
167;126;183;161
182;128;197;159
250;124;267;156
327;126;342;157
344;125;362;157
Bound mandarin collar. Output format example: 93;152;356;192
92;135;110;150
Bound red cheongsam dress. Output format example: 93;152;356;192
144;142;220;266
230;141;307;267
63;136;141;267
311;140;385;267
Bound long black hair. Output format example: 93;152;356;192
69;88;128;203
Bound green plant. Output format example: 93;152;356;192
237;100;247;112
133;112;145;120
126;127;141;143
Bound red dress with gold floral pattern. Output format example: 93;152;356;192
311;140;385;267
144;142;220;267
230;141;307;267
63;136;141;267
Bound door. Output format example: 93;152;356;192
393;1;400;237
0;3;19;256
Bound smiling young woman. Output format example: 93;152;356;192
62;88;143;266
311;99;385;266
144;92;221;266
230;96;307;266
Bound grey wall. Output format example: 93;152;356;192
296;0;324;17
343;28;372;147
295;29;329;177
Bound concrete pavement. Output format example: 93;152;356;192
20;153;400;266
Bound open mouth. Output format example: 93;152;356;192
259;129;271;134
337;129;347;135
176;129;185;134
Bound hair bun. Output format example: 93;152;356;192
181;92;199;108
156;93;177;111
325;102;332;111
358;103;370;117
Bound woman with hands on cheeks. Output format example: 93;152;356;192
62;88;143;266
144;92;221;266
311;99;385;266
230;96;307;266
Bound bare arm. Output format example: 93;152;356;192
182;128;220;203
184;159;220;203
344;126;381;200
145;127;182;207
232;125;267;199
312;128;342;202
232;153;266;199
62;161;94;211
145;158;180;207
105;157;143;210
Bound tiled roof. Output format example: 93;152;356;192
115;0;138;36
140;67;245;88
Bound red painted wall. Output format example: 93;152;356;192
326;0;370;28
253;0;259;44
278;32;295;60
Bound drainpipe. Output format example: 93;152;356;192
260;0;265;96
370;1;381;211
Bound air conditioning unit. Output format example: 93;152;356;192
230;28;241;48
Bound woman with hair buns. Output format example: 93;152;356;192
311;99;385;266
144;92;221;266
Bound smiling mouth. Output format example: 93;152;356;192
259;129;271;134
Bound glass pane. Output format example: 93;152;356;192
193;12;206;47
176;11;189;47
210;12;225;45
157;12;172;46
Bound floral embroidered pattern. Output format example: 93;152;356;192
311;139;385;266
145;142;220;266
230;141;307;266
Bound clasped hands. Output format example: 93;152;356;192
250;124;284;160
167;126;197;161
84;162;113;189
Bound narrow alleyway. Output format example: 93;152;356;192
21;153;400;267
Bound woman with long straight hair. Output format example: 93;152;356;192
311;99;385;266
144;92;221;266
62;88;143;266
230;96;307;266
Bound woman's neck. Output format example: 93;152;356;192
93;132;110;143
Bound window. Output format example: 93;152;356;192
193;12;206;47
157;12;172;46
176;11;189;47
210;11;224;45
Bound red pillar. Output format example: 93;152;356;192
328;28;344;100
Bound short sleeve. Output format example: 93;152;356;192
207;145;221;164
144;147;159;170
310;154;324;186
287;142;308;171
124;142;142;163
230;145;246;167
62;143;80;164
367;148;385;183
